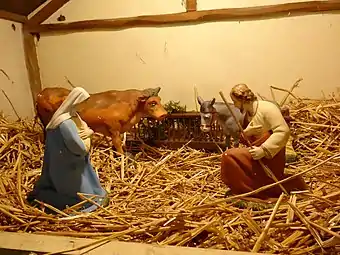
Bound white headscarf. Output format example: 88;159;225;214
46;87;90;130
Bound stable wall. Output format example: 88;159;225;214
37;0;340;111
0;19;34;120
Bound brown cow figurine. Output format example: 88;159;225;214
35;86;168;156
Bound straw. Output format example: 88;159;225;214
0;94;339;254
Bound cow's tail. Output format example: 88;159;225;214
33;100;47;141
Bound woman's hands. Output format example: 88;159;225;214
78;119;93;152
73;114;94;153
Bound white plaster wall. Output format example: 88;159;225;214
37;0;340;111
0;19;34;120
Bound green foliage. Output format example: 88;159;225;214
164;100;187;114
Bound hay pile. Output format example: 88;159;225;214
0;98;339;255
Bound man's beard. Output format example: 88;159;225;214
239;103;245;113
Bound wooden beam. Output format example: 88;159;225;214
0;10;27;23
186;0;197;12
26;0;340;34
22;26;42;103
0;232;264;255
28;0;70;25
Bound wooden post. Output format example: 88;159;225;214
186;0;197;12
22;26;42;103
22;0;71;104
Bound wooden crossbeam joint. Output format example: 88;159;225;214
186;0;197;12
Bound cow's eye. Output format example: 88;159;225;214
150;102;156;106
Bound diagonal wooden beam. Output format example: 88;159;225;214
26;0;340;34
0;10;27;23
28;0;70;25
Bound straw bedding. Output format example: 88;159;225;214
0;98;339;255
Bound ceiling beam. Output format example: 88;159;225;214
28;0;70;25
0;10;27;23
26;0;340;34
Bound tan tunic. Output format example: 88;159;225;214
246;100;290;159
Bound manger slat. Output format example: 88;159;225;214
153;141;226;151
27;1;340;34
0;232;265;255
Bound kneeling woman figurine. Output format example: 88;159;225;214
27;87;109;213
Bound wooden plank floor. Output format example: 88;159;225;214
0;232;266;255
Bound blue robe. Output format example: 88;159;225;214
27;119;108;213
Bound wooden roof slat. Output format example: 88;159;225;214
0;0;46;17
28;0;70;25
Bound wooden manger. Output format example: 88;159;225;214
125;112;227;153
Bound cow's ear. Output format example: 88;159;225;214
143;87;161;97
153;87;161;96
210;98;216;106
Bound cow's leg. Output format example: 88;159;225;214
110;131;124;155
111;130;135;163
121;132;135;162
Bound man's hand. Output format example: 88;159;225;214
244;125;263;136
249;146;265;160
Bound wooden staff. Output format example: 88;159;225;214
218;91;289;195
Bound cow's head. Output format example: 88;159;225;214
197;96;217;133
138;87;167;121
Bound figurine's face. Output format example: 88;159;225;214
197;96;216;133
231;94;245;113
